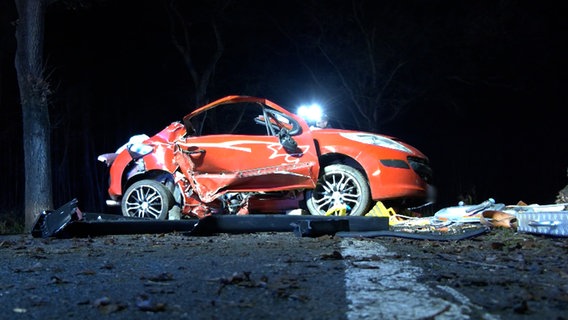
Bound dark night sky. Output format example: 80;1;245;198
1;0;567;212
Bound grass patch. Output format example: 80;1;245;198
0;211;25;235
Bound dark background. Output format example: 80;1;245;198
1;0;566;215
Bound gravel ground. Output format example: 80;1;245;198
0;232;348;320
380;229;568;319
1;227;567;319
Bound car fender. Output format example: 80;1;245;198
107;143;179;198
312;129;429;199
141;143;179;173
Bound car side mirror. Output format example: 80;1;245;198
183;118;196;136
278;128;299;153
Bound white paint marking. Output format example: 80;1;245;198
340;239;499;320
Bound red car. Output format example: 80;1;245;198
98;96;433;219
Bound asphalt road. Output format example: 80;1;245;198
1;230;567;319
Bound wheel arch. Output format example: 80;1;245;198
122;169;176;195
317;152;369;183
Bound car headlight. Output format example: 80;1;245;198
127;143;154;160
340;132;412;153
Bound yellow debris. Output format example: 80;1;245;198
325;204;347;216
366;201;401;225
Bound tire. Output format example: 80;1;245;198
121;179;173;220
306;164;371;216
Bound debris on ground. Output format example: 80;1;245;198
364;199;568;239
31;198;568;241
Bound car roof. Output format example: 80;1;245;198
182;95;287;122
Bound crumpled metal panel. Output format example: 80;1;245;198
517;211;568;237
175;142;316;204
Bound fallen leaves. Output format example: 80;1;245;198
208;270;311;304
93;296;127;314
214;271;266;295
0;240;15;248
320;250;343;260
144;272;174;282
141;272;175;287
92;294;168;314
14;261;43;273
76;269;97;276
135;294;166;312
49;275;69;284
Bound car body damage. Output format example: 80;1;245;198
98;95;433;219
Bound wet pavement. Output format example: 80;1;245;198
1;229;567;319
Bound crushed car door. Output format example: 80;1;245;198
176;102;319;202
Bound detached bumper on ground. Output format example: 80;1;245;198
31;199;389;238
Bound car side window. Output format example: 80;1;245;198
195;102;268;136
264;109;301;136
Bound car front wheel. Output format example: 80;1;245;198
121;179;173;220
306;164;371;216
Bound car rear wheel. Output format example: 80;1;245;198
121;179;173;220
306;164;371;216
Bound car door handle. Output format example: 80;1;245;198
182;148;206;155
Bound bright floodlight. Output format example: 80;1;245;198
297;103;323;122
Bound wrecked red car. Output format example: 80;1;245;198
98;96;433;219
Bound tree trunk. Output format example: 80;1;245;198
14;0;53;231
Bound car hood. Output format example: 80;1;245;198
309;128;428;158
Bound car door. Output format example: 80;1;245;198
176;101;319;202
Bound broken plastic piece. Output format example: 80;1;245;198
291;219;349;237
31;198;82;238
325;204;347;216
365;201;399;225
434;199;505;223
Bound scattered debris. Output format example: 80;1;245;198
364;199;568;239
480;210;517;229
31;198;568;241
214;271;268;296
